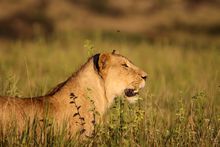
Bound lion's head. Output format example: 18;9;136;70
94;51;147;104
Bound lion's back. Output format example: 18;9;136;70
0;96;10;106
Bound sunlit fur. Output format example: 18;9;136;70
0;52;147;136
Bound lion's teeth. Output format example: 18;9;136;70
134;90;138;93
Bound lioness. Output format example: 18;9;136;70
0;51;147;136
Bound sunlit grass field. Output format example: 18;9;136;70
0;34;220;146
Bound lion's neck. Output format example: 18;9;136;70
51;59;108;115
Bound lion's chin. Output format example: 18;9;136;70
126;95;139;103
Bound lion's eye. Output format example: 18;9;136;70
122;63;129;68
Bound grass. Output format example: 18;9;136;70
0;34;220;146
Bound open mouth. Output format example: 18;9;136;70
124;88;139;97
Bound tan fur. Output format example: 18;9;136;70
0;52;147;136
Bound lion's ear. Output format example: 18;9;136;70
98;53;111;78
99;53;111;70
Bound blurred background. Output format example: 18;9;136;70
0;0;220;46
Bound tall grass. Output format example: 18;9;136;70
0;34;219;146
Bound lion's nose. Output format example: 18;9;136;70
139;70;148;81
141;75;147;81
